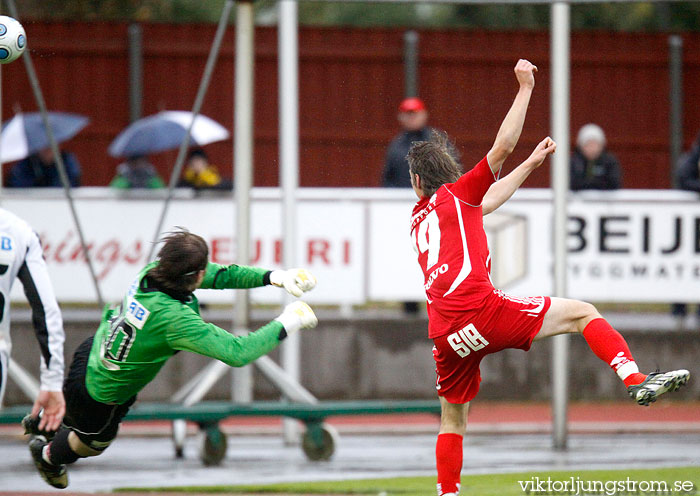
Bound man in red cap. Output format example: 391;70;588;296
383;97;457;314
382;97;433;188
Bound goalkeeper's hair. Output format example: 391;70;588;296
407;130;462;197
149;228;209;294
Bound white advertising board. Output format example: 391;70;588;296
5;195;365;304
505;193;700;302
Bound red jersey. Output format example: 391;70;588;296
410;156;500;339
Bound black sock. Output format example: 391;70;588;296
47;428;81;465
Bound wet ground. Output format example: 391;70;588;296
1;430;699;493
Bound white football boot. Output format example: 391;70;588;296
627;369;690;406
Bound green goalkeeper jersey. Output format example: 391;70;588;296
86;261;283;404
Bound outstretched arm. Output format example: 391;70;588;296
201;262;316;297
168;302;318;367
200;262;270;289
482;137;556;216
486;59;538;175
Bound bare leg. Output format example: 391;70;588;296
439;396;469;434
534;297;600;340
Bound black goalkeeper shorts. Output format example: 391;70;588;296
62;337;136;451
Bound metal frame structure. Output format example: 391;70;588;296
3;0;688;451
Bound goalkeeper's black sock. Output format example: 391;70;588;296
45;428;81;466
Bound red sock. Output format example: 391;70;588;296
582;318;646;387
436;433;463;495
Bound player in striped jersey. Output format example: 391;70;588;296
0;208;65;432
407;60;690;496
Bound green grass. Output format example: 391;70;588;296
117;466;700;495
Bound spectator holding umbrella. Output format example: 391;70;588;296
178;148;231;191
110;155;165;189
1;112;87;188
8;147;81;188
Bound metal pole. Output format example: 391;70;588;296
669;35;683;188
7;358;39;402
128;23;144;124
255;355;317;404
279;0;301;444
8;0;104;307
147;0;233;261
403;30;419;98
232;0;256;404
550;1;570;451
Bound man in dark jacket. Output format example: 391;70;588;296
676;133;700;193
7;148;81;188
570;123;621;191
382;98;434;188
671;133;700;323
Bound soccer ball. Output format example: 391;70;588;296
0;16;26;64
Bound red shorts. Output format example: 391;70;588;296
432;290;551;404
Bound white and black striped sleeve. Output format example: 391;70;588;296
17;232;65;391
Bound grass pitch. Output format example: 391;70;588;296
118;466;700;495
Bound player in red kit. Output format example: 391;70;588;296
407;59;690;496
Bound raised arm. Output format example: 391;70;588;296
482;137;556;216
486;59;537;175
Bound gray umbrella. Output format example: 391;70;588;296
108;111;229;158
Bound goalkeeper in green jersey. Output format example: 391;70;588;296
23;230;319;489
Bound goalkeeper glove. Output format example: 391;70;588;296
269;268;317;297
275;301;318;336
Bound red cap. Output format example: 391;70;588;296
398;97;426;113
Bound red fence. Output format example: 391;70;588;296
4;22;700;188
